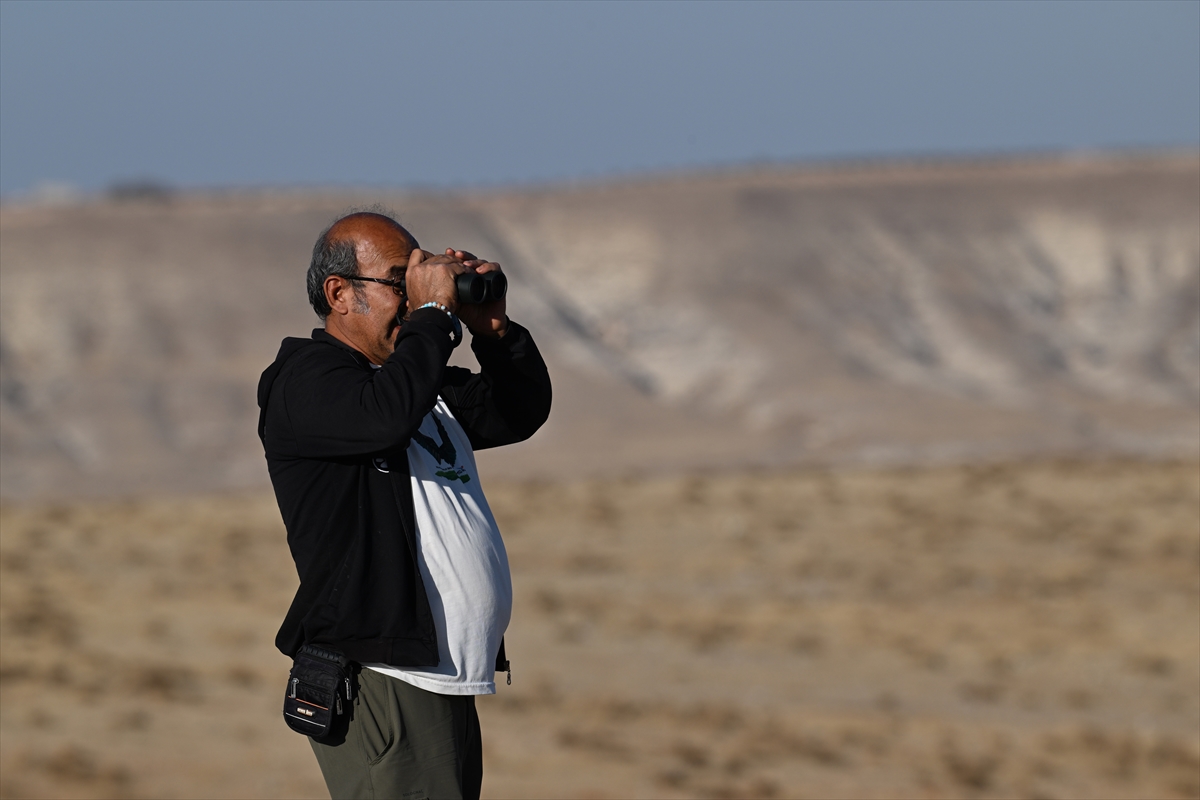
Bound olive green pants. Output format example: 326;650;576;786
309;668;482;800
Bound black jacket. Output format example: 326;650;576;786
257;307;551;666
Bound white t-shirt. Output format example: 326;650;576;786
363;397;512;695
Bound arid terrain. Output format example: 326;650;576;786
1;155;1197;798
2;460;1198;799
2;155;1198;499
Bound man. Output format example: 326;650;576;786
257;210;552;799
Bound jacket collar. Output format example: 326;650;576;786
312;328;374;369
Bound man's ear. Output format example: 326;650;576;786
324;275;350;316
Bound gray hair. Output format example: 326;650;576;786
307;236;359;318
306;205;403;318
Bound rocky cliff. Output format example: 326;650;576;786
1;154;1196;499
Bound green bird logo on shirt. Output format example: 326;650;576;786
412;415;471;483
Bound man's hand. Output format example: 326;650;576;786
403;248;462;315
445;247;509;338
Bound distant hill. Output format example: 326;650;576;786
1;154;1197;500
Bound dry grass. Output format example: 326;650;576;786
1;460;1198;799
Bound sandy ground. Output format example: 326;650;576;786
1;459;1197;799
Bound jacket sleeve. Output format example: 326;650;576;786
277;309;457;458
441;320;553;451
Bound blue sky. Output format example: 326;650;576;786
1;0;1197;195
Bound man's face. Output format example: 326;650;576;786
345;224;419;364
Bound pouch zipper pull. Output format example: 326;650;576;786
336;695;343;715
289;677;298;699
345;678;352;700
499;657;511;686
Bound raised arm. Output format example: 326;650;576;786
441;320;552;451
276;308;460;459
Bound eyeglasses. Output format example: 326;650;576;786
347;275;405;295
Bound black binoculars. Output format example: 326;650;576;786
399;271;507;304
454;271;507;304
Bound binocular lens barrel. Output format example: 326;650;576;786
398;271;507;304
455;272;507;304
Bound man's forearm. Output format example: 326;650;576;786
444;320;552;450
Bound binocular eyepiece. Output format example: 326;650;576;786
399;271;507;304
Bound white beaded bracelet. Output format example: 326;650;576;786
414;301;462;347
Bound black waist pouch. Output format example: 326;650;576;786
283;644;353;742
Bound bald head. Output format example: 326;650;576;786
325;212;417;252
307;210;417;318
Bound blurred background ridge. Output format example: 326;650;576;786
1;152;1196;501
